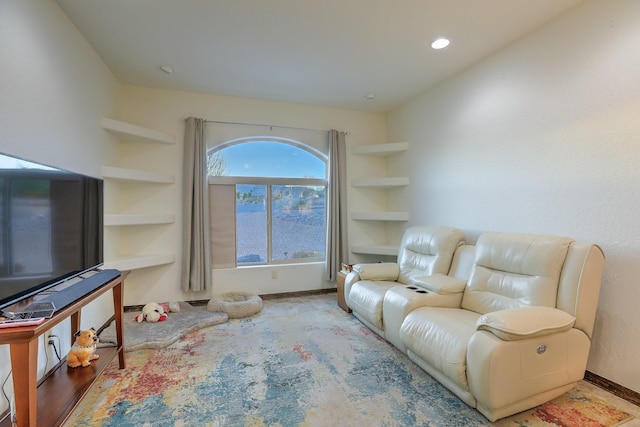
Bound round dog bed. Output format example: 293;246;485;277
207;292;263;318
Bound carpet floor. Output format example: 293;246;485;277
65;294;635;427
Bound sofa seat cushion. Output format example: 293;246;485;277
348;280;399;330
400;307;481;391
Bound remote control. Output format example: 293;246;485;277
0;317;45;328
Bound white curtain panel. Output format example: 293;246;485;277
325;130;348;281
182;117;212;292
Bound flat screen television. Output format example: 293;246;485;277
0;152;103;311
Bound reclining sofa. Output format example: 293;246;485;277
343;226;605;421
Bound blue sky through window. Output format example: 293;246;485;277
217;141;325;178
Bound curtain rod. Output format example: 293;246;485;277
185;117;349;135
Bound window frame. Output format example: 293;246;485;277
207;138;329;267
212;136;327;178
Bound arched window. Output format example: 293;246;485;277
208;138;327;267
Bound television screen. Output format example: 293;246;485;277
0;152;103;310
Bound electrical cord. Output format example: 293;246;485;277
48;334;62;362
1;369;14;424
44;334;49;372
97;337;117;348
1;371;11;410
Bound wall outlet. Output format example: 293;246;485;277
44;331;56;345
271;270;278;280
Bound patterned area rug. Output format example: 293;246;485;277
66;295;634;427
496;388;635;427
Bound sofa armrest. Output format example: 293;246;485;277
353;262;400;281
412;274;467;295
342;271;361;309
476;306;576;341
344;271;361;292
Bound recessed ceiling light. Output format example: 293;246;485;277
431;38;450;50
159;65;174;74
365;93;376;99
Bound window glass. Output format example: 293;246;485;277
210;141;325;178
271;185;325;261
209;139;328;267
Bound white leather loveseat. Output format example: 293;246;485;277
344;226;466;337
344;228;605;421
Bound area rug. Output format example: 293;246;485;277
494;387;634;427
99;301;228;352
66;295;634;427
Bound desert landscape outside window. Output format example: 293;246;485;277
208;139;327;266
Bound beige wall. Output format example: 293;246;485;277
0;0;120;414
386;0;640;392
116;87;385;304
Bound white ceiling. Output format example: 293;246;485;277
56;0;582;113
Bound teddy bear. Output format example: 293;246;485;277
67;328;99;368
135;302;168;323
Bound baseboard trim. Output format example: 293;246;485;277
584;370;640;407
259;288;337;300
124;288;338;311
187;289;337;306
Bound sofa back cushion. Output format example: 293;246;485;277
397;226;465;284
461;233;573;315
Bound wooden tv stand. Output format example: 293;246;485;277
0;272;126;427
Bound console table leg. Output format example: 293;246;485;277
112;280;126;369
10;339;38;427
70;311;81;345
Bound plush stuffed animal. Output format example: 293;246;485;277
136;302;167;323
67;328;99;368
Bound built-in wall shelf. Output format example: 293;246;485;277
351;212;409;221
102;254;176;271
349;141;409;262
351;245;399;256
102;118;175;145
102;166;174;184
104;214;176;226
351;177;409;188
101;117;177;280
351;142;409;156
